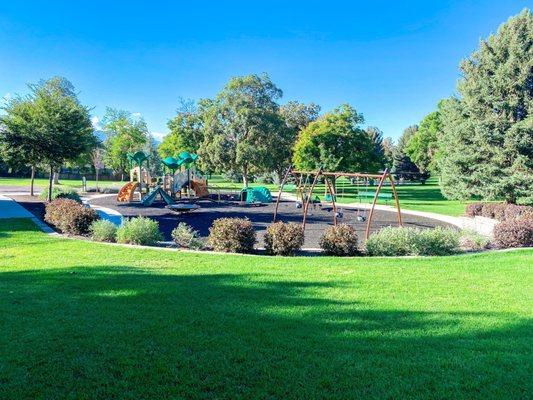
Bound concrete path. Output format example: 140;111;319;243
0;194;55;233
0;194;34;218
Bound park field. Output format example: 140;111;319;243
0;176;477;217
1;218;531;399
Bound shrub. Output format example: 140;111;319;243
40;187;82;203
365;227;419;256
264;222;304;256
116;217;163;246
416;227;460;256
493;217;533;248
365;226;459;256
208;218;256;253
459;230;491;251
44;199;99;235
90;220;117;242
480;203;499;219
503;204;533;221
319;224;359;256
171;223;204;250
465;203;483;217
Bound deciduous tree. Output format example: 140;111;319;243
293;104;378;174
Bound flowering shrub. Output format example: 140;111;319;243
493;218;533;248
319;224;359;256
264;222;304;256
208;218;256;253
44;199;98;235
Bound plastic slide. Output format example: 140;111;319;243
141;186;176;206
191;180;209;198
117;182;139;202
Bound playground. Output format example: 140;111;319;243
84;150;453;249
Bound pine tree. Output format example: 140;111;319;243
438;9;533;204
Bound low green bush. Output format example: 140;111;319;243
90;220;117;242
171;223;204;250
116;217;163;246
44;199;99;235
493;217;533;249
320;224;359;256
40;187;82;203
365;226;459;256
459;230;491;251
264;222;304;256
416;227;460;256
208;218;256;253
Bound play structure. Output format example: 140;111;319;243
240;186;272;204
117;150;211;207
273;166;403;239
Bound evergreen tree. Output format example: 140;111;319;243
392;125;421;179
438;9;533;204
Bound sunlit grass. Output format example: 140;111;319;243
1;218;531;399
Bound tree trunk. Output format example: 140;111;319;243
121;172;125;182
48;165;54;202
95;169;100;192
242;166;249;188
30;165;36;197
53;170;59;184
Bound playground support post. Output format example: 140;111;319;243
273;166;293;223
388;174;403;227
302;167;322;230
324;176;338;226
364;169;388;240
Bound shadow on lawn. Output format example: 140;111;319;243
1;266;531;399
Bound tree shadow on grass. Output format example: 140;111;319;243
1;266;531;399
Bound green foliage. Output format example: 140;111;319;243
90;220;117;242
0;77;96;200
438;10;533;204
459;230;491;251
207;218;256;253
39;187;81;203
44;198;99;235
264;222;304;256
366;126;386;169
198;74;289;186
365;226;459;256
493;217;533;248
293;104;379;172
159;99;204;158
405;105;444;174
102;108;149;177
319;224;359;256
116;217;163;246
392;125;420;177
381;137;395;169
171;223;204;250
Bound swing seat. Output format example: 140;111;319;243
324;193;337;202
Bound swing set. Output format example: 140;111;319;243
273;166;403;239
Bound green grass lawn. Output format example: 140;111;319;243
1;218;531;399
0;177;122;190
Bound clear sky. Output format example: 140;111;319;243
0;1;529;141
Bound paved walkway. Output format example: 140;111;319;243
0;194;55;233
0;194;34;218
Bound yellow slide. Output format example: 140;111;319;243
117;182;139;202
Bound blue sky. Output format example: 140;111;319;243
0;1;529;141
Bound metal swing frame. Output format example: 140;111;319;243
273;166;403;240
